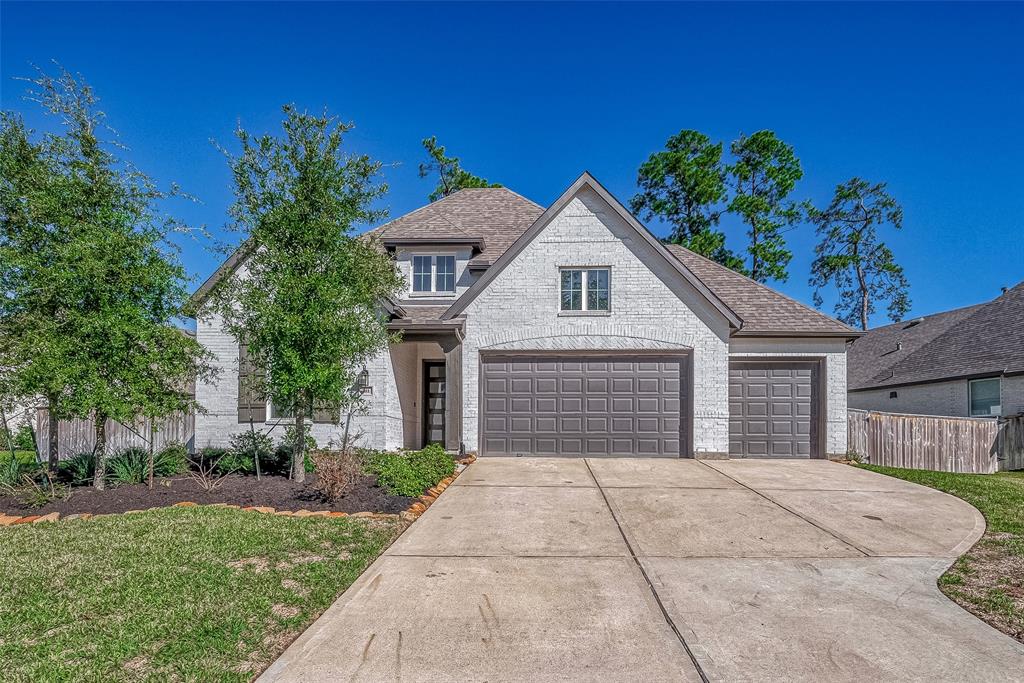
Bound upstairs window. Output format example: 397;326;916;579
560;268;610;312
969;378;1001;416
411;254;456;294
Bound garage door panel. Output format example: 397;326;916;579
481;354;688;457
730;361;817;459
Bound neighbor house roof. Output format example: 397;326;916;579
664;245;859;338
848;281;1024;391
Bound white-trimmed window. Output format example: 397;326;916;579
560;267;610;312
411;254;456;294
969;377;1001;416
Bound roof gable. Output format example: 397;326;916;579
441;172;741;328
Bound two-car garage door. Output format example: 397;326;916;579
480;354;687;457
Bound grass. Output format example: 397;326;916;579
0;450;39;466
859;465;1024;641
0;507;401;681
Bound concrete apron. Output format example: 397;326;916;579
259;458;1024;683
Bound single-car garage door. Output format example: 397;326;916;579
729;361;818;458
480;354;688;457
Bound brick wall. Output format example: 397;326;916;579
193;310;406;451
460;187;733;456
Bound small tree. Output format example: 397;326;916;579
727;131;803;283
808;178;910;330
418;136;500;202
631;129;744;271
0;67;212;488
213;106;404;482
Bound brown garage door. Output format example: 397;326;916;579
480;354;688;457
729;361;818;458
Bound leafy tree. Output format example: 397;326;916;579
418;136;500;202
631;129;745;271
0;109;67;471
0;67;213;488
212;106;404;482
808;178;910;330
727;131;803;283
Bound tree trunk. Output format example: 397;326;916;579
291;402;306;483
47;399;60;471
855;252;869;331
147;419;155;489
93;415;107;490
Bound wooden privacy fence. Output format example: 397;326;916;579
997;415;1024;472
34;409;195;460
847;409;1014;474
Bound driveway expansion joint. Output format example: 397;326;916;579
583;458;711;683
694;460;873;557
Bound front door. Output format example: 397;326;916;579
423;361;446;446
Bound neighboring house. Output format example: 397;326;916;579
190;172;859;459
848;282;1024;418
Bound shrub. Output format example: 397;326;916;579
365;444;455;497
58;452;96;485
107;447;150;485
311;450;363;501
106;444;190;485
0;451;40;488
272;427;317;475
155;443;189;476
228;431;274;475
12;424;35;451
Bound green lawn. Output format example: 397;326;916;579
0;507;401;681
859;465;1024;641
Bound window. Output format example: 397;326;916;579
560;268;610;312
969;378;1001;416
411;254;456;294
889;391;898;399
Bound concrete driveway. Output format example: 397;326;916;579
260;458;1024;682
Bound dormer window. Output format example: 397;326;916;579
412;254;456;295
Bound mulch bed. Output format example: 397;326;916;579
0;472;414;517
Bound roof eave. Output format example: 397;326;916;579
732;329;864;340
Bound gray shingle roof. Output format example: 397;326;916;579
664;245;858;337
367;187;544;267
848;281;1024;390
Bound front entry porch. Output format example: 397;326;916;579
387;317;463;452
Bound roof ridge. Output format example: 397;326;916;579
664;242;857;335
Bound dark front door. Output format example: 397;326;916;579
423;361;446;446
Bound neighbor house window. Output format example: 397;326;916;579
560;268;610;312
411;254;456;294
969;378;1001;416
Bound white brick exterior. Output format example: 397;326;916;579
849;374;1024;418
729;337;850;457
193;184;855;459
460;188;732;456
194;309;415;452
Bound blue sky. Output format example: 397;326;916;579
3;2;1022;327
